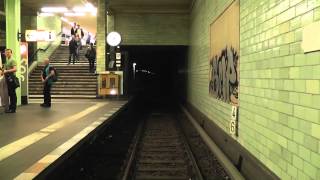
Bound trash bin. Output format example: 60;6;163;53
0;75;9;113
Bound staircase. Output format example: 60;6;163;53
29;46;97;99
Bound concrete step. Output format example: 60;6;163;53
31;70;95;74
29;87;96;91
30;91;96;95
49;63;91;66
29;95;96;99
29;79;96;83
29;84;97;88
35;65;92;69
29;81;97;85
29;76;96;80
28;45;97;99
30;72;96;76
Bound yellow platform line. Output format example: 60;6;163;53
0;102;107;162
14;105;127;180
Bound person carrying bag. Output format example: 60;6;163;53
40;59;56;108
3;49;18;113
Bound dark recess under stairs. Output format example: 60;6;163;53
29;46;97;99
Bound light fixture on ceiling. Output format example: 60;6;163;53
73;6;89;12
38;12;54;16
64;12;85;17
60;17;73;26
41;7;68;13
91;11;97;16
73;2;97;16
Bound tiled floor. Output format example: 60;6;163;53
0;99;127;179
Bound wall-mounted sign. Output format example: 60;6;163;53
230;106;238;136
25;30;56;42
209;0;240;106
231;106;238;120
116;52;121;60
302;21;320;53
20;42;29;104
230;120;236;135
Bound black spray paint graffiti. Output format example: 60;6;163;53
209;46;239;105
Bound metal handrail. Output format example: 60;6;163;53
28;31;62;66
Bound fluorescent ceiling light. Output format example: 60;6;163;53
41;7;68;13
38;12;54;16
64;12;85;17
73;2;97;14
85;2;95;9
73;6;89;12
60;17;69;22
73;6;97;13
91;11;97;16
61;17;75;26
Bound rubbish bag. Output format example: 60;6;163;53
0;75;9;111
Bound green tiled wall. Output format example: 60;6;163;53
36;16;62;62
96;0;106;73
189;0;320;179
189;0;235;136
114;13;189;45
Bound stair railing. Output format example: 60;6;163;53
28;32;63;74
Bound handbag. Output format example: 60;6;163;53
5;73;20;89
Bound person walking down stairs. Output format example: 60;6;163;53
29;46;97;99
75;35;81;63
85;43;96;73
68;36;77;65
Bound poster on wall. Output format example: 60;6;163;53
209;0;240;106
20;42;28;104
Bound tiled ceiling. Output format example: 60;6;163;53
0;0;191;14
21;0;84;15
108;0;192;14
0;0;98;15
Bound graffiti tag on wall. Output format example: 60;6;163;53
209;46;239;105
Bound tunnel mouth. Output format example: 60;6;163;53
121;45;188;99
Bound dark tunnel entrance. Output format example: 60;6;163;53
122;45;188;100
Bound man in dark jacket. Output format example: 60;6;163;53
41;59;55;108
68;36;77;64
71;22;77;36
85;43;96;73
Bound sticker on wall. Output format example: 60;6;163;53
302;21;320;53
209;0;240;106
230;106;238;136
231;106;237;120
230;120;236;135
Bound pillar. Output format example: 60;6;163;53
96;0;106;73
5;0;21;105
107;14;114;33
96;0;107;97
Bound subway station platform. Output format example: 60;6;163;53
0;99;128;179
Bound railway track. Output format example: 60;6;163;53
122;112;203;180
36;99;232;180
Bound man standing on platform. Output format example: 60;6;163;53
41;59;55;108
3;49;17;113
